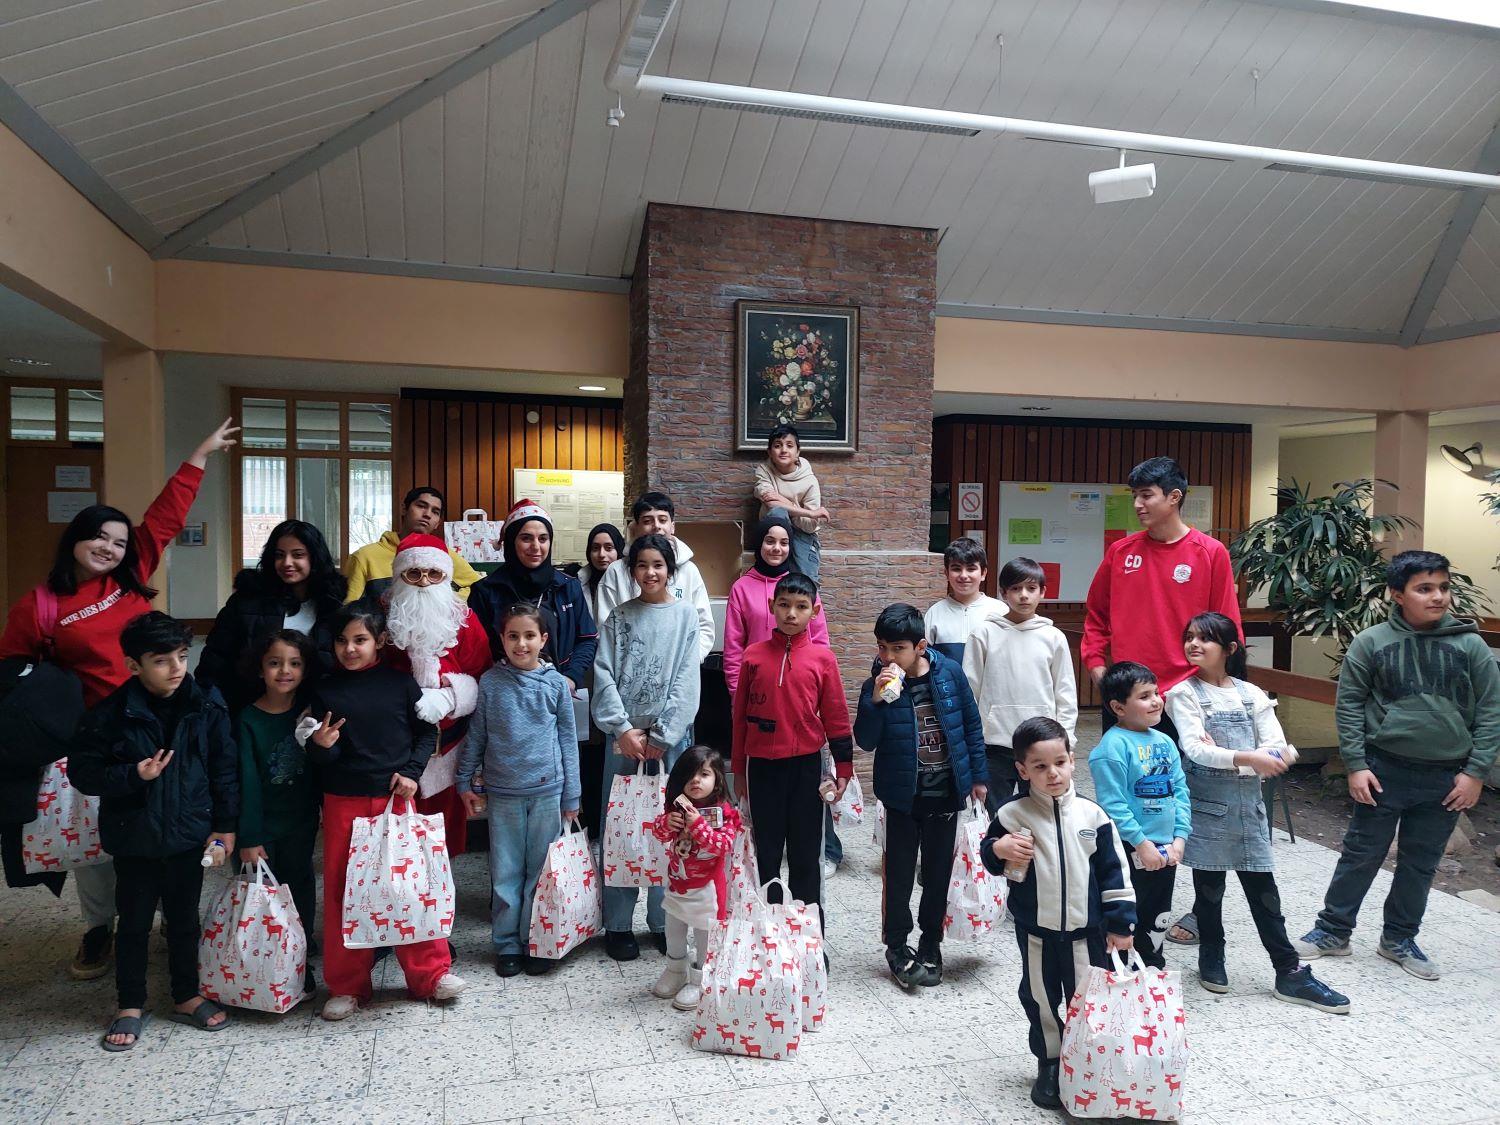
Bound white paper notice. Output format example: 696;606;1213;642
1069;490;1102;515
55;465;92;488
1047;521;1070;544
48;491;96;524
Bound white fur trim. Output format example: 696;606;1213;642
392;544;453;579
442;672;479;719
415;686;454;724
505;498;549;528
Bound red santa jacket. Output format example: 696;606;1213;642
383;607;493;750
651;800;741;920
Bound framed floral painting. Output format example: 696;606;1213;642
735;300;859;453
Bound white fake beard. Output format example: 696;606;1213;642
386;579;466;687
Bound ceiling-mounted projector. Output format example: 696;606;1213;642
1089;157;1156;203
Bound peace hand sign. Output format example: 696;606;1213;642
311;712;346;749
136;748;173;781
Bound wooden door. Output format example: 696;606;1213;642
5;446;104;607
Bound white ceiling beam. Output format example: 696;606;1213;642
935;302;1400;345
151;0;608;261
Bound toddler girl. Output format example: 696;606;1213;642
1165;612;1349;1013
302;605;466;1020
649;745;740;1010
237;629;322;993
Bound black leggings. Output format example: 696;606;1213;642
1193;868;1299;976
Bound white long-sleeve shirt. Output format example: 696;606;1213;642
1165;676;1294;776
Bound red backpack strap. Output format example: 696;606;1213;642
32;585;58;655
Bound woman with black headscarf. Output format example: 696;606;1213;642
721;512;831;697
580;523;624;625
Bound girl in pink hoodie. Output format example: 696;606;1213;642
722;514;830;696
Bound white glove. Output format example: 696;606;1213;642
293;714;322;748
415;686;455;725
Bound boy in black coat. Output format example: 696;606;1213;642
71;612;239;1051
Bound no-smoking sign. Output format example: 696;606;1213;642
957;482;983;522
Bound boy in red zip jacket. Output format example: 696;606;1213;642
731;572;852;935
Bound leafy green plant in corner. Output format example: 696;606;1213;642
1483;468;1500;574
1230;478;1489;670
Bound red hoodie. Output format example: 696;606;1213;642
731;628;853;781
0;463;203;707
1081;527;1242;692
650;800;742;919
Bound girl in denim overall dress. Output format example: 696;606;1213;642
1164;612;1351;1013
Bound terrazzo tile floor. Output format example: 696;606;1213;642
2;758;1498;1124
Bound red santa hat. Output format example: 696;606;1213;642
393;532;453;579
504;497;551;532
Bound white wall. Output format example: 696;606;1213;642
164;367;233;619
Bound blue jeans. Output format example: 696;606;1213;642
602;737;686;934
824;806;843;865
768;507;821;581
487;795;561;955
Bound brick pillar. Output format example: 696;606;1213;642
627;204;944;702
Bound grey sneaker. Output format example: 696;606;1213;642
1293;927;1351;959
1378;938;1439;980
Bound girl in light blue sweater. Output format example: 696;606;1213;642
458;603;578;978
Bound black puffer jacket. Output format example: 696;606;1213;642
195;568;341;715
69;675;239;858
0;657;85;824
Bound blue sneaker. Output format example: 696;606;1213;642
1275;965;1350;1013
1379;938;1440;980
1293;927;1351;959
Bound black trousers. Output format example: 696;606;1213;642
748;753;825;931
1130;863;1177;969
984;744;1025;812
262;821;319;944
1016;926;1106;1061
577;740;605;839
1193;868;1298;976
882;804;960;949
114;848;204;1009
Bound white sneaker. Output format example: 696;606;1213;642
321;994;359;1021
652;956;688;999
431;973;466;1001
822;859;837;879
672;968;703;1011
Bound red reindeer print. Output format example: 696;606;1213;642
220;965;237;984
1133;1025;1159;1055
370;912;390;931
623;858;642;879
645;870;663;886
239;987;256;1004
1061;1059;1074;1082
738;1035;763;1058
390;857;414;878
1164;1074;1181;1094
765;1013;785;1033
1148;986;1167;1006
602;864;616;881
966;912;984;931
36;791;58;812
716;1023;735;1044
1135;1103;1157;1120
439;911;454;930
238;916;254;932
812;1004;825;1027
36;853;61;870
413;822;428;839
1111;1089;1133;1110
575;922;591;937
342;919;358;941
761;935;778;952
1114;1046;1125;1056
268;982;288;1004
396;920;416;940
529;942;538;955
1173;1009;1186;1028
203;921;224;942
430;841;446;855
84;843;103;860
781;959;796;974
582;867;595;889
1072;1091;1099;1112
539;914;554;933
418;892;437;911
59;826;80;845
943;913;954;930
263;918;285;941
736;969;763;994
692;1026;707;1045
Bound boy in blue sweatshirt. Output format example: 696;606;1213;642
1088;661;1190;970
459;603;579;978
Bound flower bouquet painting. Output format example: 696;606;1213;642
736;300;859;452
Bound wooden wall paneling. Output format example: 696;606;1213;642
396;399;415;505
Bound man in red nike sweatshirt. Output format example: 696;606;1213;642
732;572;852;934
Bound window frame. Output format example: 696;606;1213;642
1;377;105;447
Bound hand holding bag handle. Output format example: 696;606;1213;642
1108;947;1149;979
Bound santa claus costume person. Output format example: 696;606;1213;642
381;534;493;855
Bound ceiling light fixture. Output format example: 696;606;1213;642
1440;441;1483;474
1089;150;1156;203
6;356;51;367
577;384;608;392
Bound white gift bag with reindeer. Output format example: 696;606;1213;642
199;860;308;1014
690;879;803;1061
340;797;456;949
768;894;827;1033
444;508;505;563
601;761;668;890
831;773;865;827
943;801;1007;941
1059;949;1190;1121
724;808;760;920
22;759;107;873
528;822;603;959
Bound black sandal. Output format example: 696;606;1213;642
168;997;230;1031
1166;912;1199;946
101;1013;147;1052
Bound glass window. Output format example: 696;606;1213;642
348;459;392;554
66;388;104;442
297;458;342;561
295;401;340;451
241;456;287;566
349;402;392;452
9;386;56;441
242;397;287;449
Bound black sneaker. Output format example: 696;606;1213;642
1199;949;1229;994
69;925;112;981
915;938;943;987
604;931;640;962
885;944;923;989
494;954;523;977
1030;1059;1062;1109
1275;964;1350;1013
522;954;553;976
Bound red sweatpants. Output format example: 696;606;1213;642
417;784;468;855
322;793;450;1001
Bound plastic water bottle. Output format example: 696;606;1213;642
200;839;226;868
1003;827;1033;882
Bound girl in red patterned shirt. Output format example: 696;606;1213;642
649;745;740;1010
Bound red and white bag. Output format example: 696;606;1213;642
22;759;106;873
872;799;886;849
1060;950;1190;1120
725;809;760;919
199;860;307;1014
443;509;504;563
690;878;803;1061
943;801;1006;941
340;797;456;948
601;761;667;890
831;774;865;826
528;822;603;960
769;894;827;1032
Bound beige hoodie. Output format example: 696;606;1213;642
753;456;822;535
962;609;1078;748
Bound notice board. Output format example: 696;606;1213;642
996;482;1215;601
512;468;626;566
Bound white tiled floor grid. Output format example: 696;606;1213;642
2;785;1498;1123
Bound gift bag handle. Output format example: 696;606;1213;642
559;818;588;841
1108;947;1149;978
246;857;282;889
460;509;489;520
964;796;988;821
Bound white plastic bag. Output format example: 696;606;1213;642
725;808;761;920
22;759;106;873
444;508;504;563
831;774;865;827
601;761;668;890
199;860;308;1014
872;799;886;849
341;797;456;948
943;800;1006;941
690;878;803;1060
1060;950;1190;1120
528;822;603;959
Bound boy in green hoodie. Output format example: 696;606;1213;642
1295;550;1499;980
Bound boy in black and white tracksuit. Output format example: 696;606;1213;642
981;717;1136;1111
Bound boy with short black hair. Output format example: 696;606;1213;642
982;716;1135;1110
1295;550;1500;980
925;537;1006;664
856;602;987;989
732;572;852;935
595;491;715;661
343;484;482;603
964;556;1077;810
71;611;240;1051
752;424;830;580
1088;661;1190;970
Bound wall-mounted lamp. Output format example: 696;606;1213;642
1440;442;1483;476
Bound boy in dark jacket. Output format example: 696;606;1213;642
71;612;239;1051
1296;550;1500;981
855;602;988;990
982;717;1135;1109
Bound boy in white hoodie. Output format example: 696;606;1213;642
753;424;830;581
595;492;715;663
964;557;1078;812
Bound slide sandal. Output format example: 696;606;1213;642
168;998;230;1031
1166;912;1199;946
100;1013;148;1052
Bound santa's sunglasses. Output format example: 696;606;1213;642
400;567;448;586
